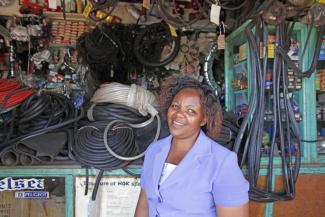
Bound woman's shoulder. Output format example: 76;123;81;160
211;140;234;156
202;132;235;158
145;134;172;154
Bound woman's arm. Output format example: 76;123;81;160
134;189;149;217
216;202;249;217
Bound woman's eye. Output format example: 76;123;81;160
188;109;196;114
171;104;179;109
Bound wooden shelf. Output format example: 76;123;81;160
44;11;88;22
232;60;247;69
234;89;248;94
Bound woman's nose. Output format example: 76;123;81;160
174;108;186;117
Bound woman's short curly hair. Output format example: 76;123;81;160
159;75;223;140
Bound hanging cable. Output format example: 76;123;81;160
277;24;325;78
233;18;301;202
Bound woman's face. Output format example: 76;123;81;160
167;88;207;140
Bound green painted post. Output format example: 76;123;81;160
65;175;74;217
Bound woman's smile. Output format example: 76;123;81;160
167;88;206;140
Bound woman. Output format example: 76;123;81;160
134;76;249;217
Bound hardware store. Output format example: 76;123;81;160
0;0;324;216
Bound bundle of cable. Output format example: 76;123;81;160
0;79;34;111
91;82;158;116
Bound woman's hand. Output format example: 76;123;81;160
216;202;249;217
134;189;149;217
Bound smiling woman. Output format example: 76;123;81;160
167;88;207;152
162;76;223;140
134;76;249;217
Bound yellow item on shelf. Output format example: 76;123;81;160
76;0;83;13
83;1;92;17
239;43;248;61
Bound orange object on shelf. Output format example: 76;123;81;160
0;79;34;110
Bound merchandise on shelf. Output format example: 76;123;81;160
51;20;89;45
316;69;325;91
259;35;276;58
239;43;248;61
320;37;325;60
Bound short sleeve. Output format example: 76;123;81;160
140;147;151;189
212;152;249;206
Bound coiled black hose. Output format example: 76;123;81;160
0;92;83;149
133;21;180;67
18;92;75;134
74;103;158;167
73;122;134;169
73;103;159;200
77;26;120;72
87;103;149;123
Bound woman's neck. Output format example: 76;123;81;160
172;130;200;150
172;138;195;152
166;131;200;164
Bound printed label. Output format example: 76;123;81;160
0;177;44;191
15;191;49;199
75;176;140;217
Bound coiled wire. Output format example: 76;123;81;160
73;103;160;200
0;91;83;149
74;103;160;165
74;122;134;169
77;25;120;73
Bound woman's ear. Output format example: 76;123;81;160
200;115;207;127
